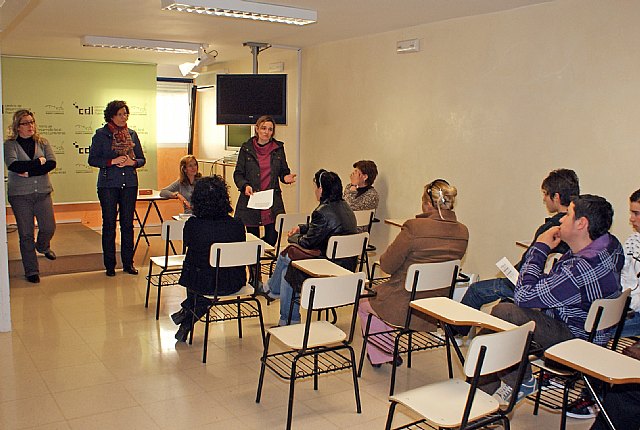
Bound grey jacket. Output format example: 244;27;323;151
4;138;55;196
88;125;146;188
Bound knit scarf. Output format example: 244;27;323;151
107;121;134;157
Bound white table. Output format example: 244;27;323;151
545;338;640;430
291;259;353;277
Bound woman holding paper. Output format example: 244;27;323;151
233;115;296;246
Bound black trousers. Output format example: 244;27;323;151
590;383;640;430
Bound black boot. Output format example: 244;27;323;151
175;322;192;342
171;308;187;325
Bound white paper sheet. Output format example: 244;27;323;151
247;189;274;210
496;257;519;286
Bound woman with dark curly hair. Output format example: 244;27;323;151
171;175;247;342
88;100;146;277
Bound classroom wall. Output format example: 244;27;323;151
299;0;640;278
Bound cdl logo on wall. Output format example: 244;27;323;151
72;102;101;115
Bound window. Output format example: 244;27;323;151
156;80;192;147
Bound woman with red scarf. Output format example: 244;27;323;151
88;100;146;277
233;115;296;246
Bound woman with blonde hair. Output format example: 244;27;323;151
4;110;57;283
358;179;469;367
160;155;201;214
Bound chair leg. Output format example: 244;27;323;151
255;334;271;403
155;278;162;320
385;401;398;430
389;335;402;396
560;380;571;430
188;296;197;345
236;300;243;339
144;262;153;308
202;309;211;363
348;346;362;413
313;353;319;390
330;308;338;324
253;298;266;347
286;356;299;430
407;331;413;368
502;415;511;430
533;369;544;415
358;315;373;377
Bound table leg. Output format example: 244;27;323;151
134;201;153;253
443;324;465;377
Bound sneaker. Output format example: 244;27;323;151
566;398;596;419
492;376;537;406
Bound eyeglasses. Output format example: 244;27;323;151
19;120;35;126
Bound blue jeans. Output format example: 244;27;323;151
621;311;640;338
97;186;137;270
268;253;300;325
456;278;515;335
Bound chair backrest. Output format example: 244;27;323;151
326;232;369;260
274;212;310;253
403;260;461;294
353;209;375;232
300;272;366;311
585;289;631;336
544;252;562;274
162;219;185;241
209;240;265;268
464;321;536;377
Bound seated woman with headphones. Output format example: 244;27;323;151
262;169;358;326
358;179;469;368
160;155;201;214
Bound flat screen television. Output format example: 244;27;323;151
216;73;287;125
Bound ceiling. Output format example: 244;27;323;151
0;0;553;69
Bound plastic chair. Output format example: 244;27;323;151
187;240;266;363
358;260;461;395
385;321;535;430
144;219;186;320
530;289;631;430
264;212;310;276
318;232;369;322
256;272;366;430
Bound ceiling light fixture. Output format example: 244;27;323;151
82;36;201;54
160;0;317;26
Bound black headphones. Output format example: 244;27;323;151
427;178;450;206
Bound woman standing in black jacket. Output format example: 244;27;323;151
263;169;357;326
171;175;246;342
233;115;296;246
88;100;146;277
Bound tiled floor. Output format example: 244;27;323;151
1;244;596;429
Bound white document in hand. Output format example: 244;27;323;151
247;189;274;210
496;257;519;286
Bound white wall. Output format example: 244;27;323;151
300;0;640;278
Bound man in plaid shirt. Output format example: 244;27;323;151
489;194;624;411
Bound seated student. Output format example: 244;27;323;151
456;169;579;335
488;195;624;417
263;169;357;326
160;155;201;214
358;179;469;367
170;175;246;342
620;189;640;337
343;160;379;231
